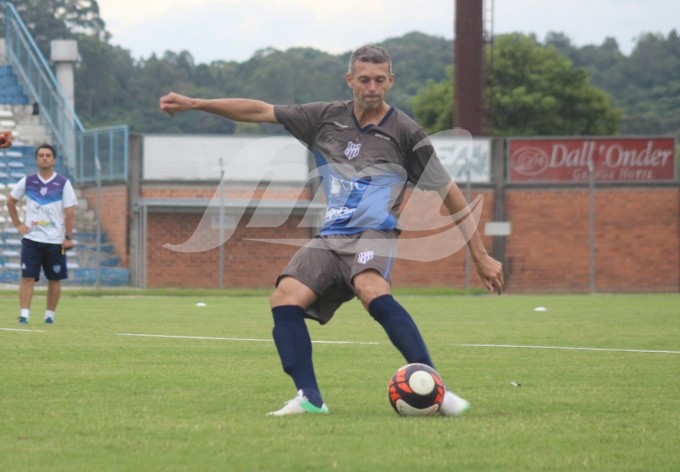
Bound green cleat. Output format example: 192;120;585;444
267;390;329;416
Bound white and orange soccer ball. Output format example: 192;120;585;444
388;363;445;416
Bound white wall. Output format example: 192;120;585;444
143;135;310;181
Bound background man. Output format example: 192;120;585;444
7;144;77;324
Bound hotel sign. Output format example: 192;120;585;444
508;137;676;182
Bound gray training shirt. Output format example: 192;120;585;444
274;100;451;235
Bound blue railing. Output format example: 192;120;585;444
3;2;128;183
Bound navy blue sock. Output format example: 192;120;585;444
368;294;434;367
271;305;323;407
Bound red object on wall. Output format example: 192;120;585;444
508;137;677;182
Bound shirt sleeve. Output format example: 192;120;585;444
274;102;327;148
62;179;78;208
406;128;452;191
9;176;27;200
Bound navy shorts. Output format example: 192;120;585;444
21;238;69;281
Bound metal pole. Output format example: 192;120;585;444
218;158;225;289
465;167;471;289
94;155;101;289
588;159;596;293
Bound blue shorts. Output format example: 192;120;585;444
21;238;69;281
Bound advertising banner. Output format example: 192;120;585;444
508;137;676;182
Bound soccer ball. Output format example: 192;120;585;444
388;363;445;416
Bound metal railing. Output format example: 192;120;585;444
3;2;128;183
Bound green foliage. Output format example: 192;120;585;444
410;66;454;131
547;31;680;137
412;34;623;135
4;3;677;138
0;293;678;471
489;34;622;136
1;0;107;55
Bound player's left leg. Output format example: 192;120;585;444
356;270;470;417
355;270;433;367
45;280;61;324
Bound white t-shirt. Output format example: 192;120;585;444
11;173;78;244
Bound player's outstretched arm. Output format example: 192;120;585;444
438;181;504;294
159;92;278;124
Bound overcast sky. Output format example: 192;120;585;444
96;0;679;64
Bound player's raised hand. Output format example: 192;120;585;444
159;92;193;116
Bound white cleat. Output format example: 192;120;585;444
439;389;470;417
267;390;329;416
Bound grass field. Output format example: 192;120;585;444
1;290;678;471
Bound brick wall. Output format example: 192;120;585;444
392;189;496;289
137;184;679;292
505;186;680;292
146;211;308;288
81;185;129;266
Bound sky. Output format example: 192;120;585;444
96;0;679;64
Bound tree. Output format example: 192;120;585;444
489;34;621;135
1;0;108;55
409;66;454;132
412;33;622;136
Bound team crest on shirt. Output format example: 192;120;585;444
357;250;374;265
40;187;48;196
344;141;361;160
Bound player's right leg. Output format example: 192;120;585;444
17;239;41;324
268;276;327;416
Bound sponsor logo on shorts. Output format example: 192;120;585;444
357;250;374;265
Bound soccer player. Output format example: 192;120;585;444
159;45;504;416
0;130;13;148
6;144;78;324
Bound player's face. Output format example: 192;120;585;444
346;61;394;111
35;148;56;172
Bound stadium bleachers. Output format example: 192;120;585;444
0;144;129;286
0;67;29;105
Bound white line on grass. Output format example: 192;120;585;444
114;333;678;354
115;333;380;345
0;328;44;333
460;343;680;355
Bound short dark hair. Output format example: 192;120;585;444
348;45;392;75
35;144;56;159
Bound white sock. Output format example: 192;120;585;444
21;308;30;320
45;310;55;320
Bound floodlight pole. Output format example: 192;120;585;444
465;166;471;289
588;159;596;293
94;155;101;289
218;158;225;289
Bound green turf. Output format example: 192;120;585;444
1;292;678;471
